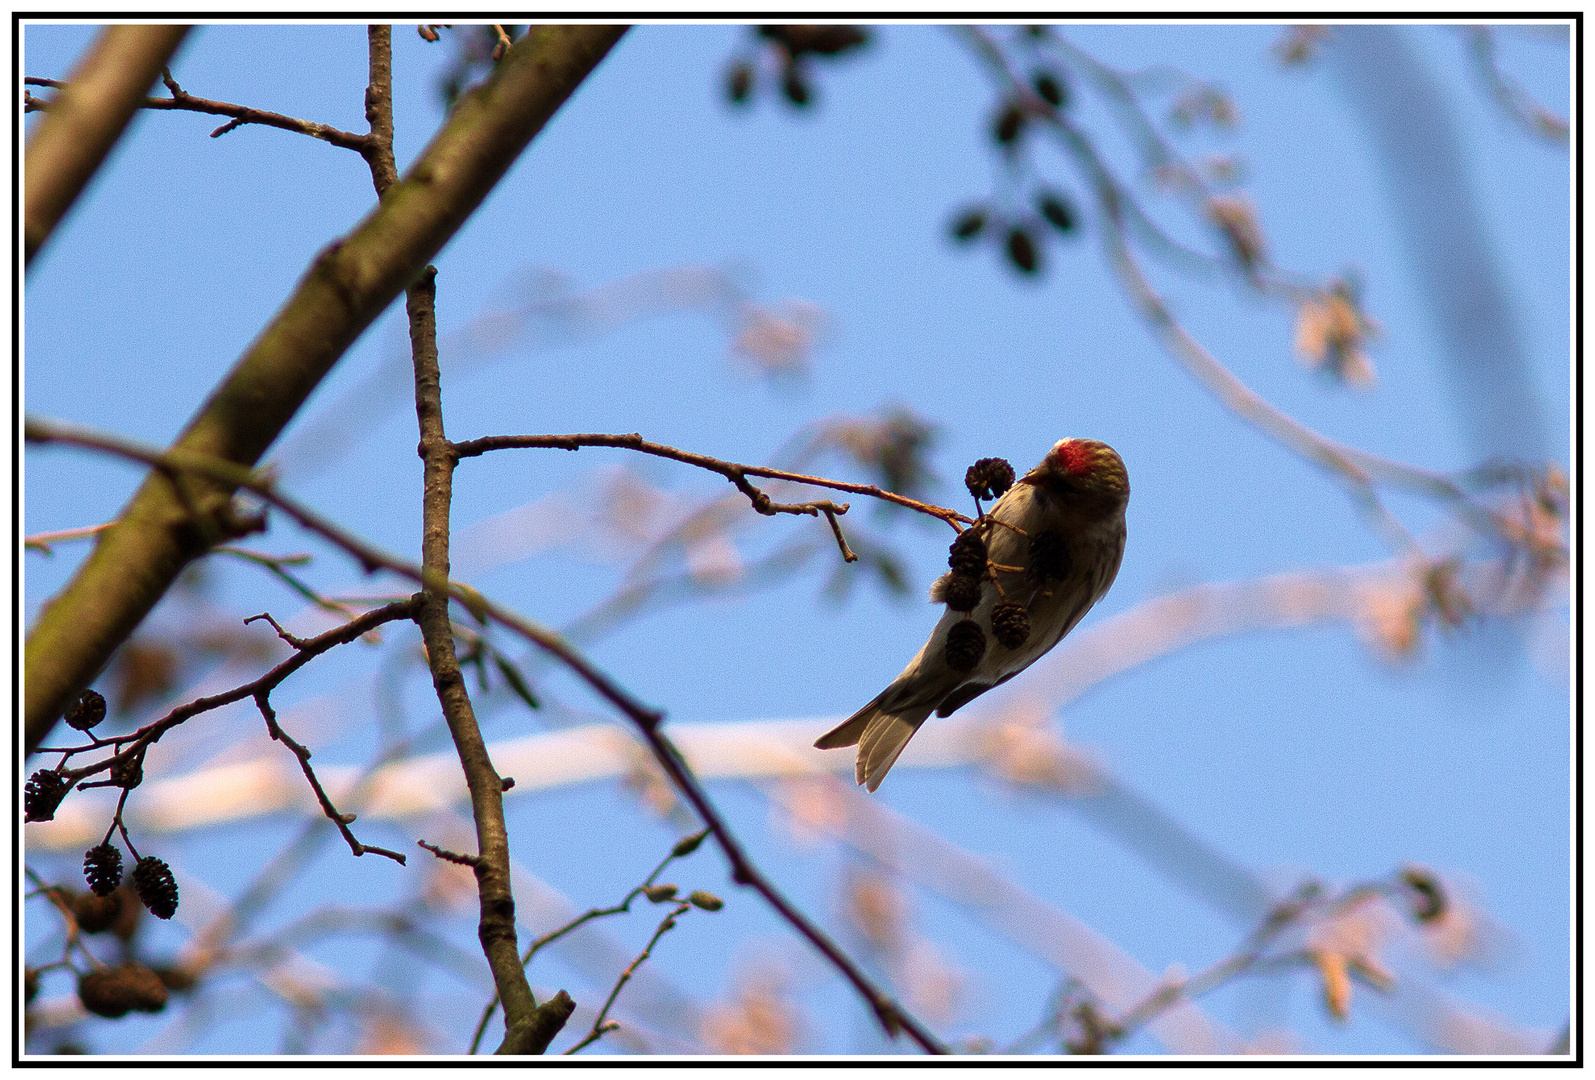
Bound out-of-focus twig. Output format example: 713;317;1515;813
1465;26;1569;143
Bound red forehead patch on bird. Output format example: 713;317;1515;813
1053;440;1094;475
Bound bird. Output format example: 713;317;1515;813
815;438;1129;791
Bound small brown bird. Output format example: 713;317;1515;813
816;439;1129;791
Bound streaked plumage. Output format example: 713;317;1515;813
816;438;1129;791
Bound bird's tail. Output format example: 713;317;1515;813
815;695;932;792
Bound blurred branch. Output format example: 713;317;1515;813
24;24;191;265
24;24;628;756
1464;26;1569;143
211;546;367;623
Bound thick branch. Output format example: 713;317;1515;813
24;25;191;265
25;25;629;754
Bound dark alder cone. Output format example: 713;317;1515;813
84;843;124;897
25;770;69;822
965;457;1016;501
950;207;988;242
727;61;754;104
132;856;179;920
781;64;811;107
111;751;144;791
943;574;983;613
948;529;988;578
993;104;1025;145
1033;71;1067;108
1028;531;1071;582
1402;867;1447;923
72;890;123;935
1007;227;1041;275
77;964;168;1019
992;601;1032;649
944;619;987;672
65;689;107;731
1038;192;1077;234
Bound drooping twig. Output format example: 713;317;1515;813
250;682;408;864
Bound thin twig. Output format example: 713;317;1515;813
468;832;705;1054
24;73;374;152
252;688;407;864
451;431;970;536
418;839;482;867
564;901;690;1054
47;599;418;792
23;522;112;554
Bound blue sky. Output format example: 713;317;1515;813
23;21;1571;1056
